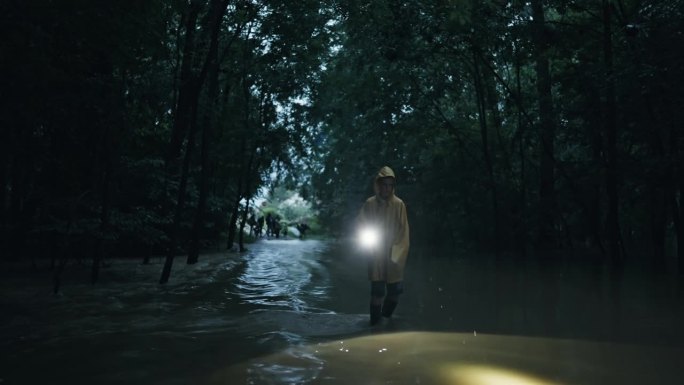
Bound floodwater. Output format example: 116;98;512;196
1;238;683;385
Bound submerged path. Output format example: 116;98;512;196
0;238;371;385
1;238;683;384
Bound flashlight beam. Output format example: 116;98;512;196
358;226;380;249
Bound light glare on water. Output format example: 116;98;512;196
210;331;683;385
441;364;561;385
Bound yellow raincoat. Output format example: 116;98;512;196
357;166;410;283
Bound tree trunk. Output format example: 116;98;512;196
677;132;684;275
530;0;559;334
166;1;202;165
530;0;556;250
514;52;528;257
675;177;684;275
0;121;8;257
159;105;199;284
238;143;259;252
650;186;667;271
226;200;241;250
187;2;224;265
589;102;604;254
53;220;72;294
226;171;244;250
91;141;111;284
186;98;213;263
601;0;624;338
159;1;201;283
7;124;33;262
672;78;684;276
160;0;229;282
226;138;248;251
238;197;251;252
167;0;227;164
471;46;499;251
602;0;622;267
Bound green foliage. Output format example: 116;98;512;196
260;186;318;226
2;0;683;266
309;0;684;259
0;0;334;261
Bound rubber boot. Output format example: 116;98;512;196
381;298;398;318
370;304;382;326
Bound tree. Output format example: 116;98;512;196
160;0;230;284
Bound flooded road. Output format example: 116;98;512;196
1;238;683;384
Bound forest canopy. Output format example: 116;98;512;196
1;0;683;283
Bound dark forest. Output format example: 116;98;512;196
2;0;683;283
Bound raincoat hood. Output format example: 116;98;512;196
376;166;396;180
373;166;396;197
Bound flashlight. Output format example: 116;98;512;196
358;226;380;249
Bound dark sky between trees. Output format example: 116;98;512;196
1;0;683;281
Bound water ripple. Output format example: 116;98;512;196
229;240;331;312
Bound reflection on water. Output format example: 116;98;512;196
1;239;682;384
230;239;331;312
210;331;684;385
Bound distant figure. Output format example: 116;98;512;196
296;223;310;239
273;219;282;238
247;214;257;237
266;213;274;237
256;216;265;237
357;166;410;326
